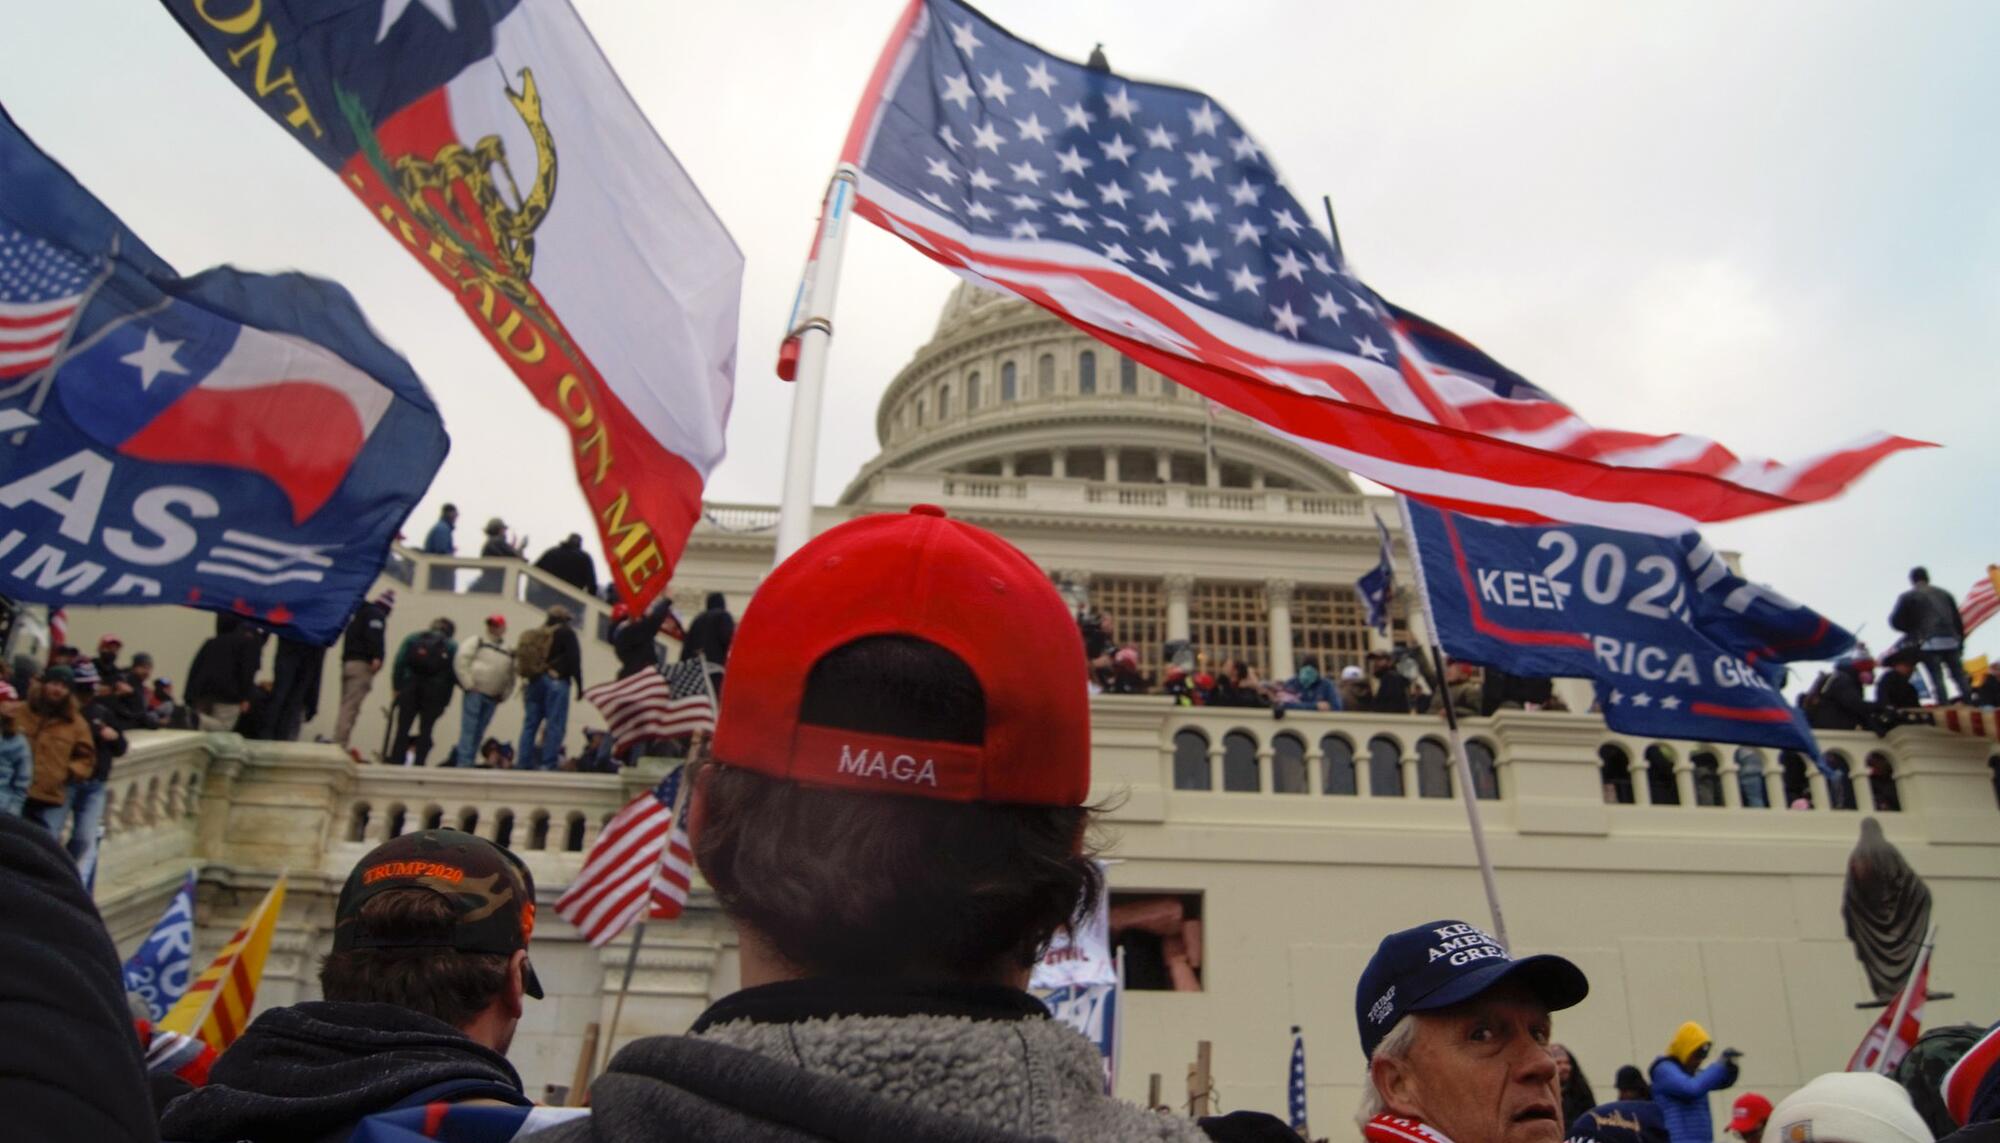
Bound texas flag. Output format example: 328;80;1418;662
160;0;744;610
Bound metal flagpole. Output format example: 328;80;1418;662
1873;924;1936;1075
1395;493;1510;949
600;921;646;1075
774;165;860;565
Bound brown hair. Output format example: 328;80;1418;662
696;636;1102;982
319;888;509;1027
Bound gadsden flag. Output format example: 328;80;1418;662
159;0;743;607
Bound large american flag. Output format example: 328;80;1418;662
582;658;716;754
824;0;1922;533
0;227;91;381
554;767;692;946
1961;565;1999;638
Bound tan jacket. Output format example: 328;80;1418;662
1;698;94;806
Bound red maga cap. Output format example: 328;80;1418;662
711;506;1090;806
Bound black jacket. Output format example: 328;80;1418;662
679;595;734;667
340;601;391;665
80;696;128;783
0;814;157;1143
157;1002;526;1143
185;620;262;707
1810;666;1883;734
1890;584;1964;643
1876;670;1922;710
1371;666;1412;713
535;542;598;593
547;624;583;688
613;608;671;679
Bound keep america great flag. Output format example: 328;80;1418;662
158;0;742;610
834;0;1923;533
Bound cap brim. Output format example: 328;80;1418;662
523;956;545;1000
1408;953;1590;1016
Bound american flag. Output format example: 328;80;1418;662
0;227;91;381
582;658;716;754
825;0;1923;533
1288;1025;1308;1133
555;767;692;946
1846;939;1932;1073
1961;565;1999;638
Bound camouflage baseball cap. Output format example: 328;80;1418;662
332;829;543;999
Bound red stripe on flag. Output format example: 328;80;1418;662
1439;512;1592;649
1688;703;1793;723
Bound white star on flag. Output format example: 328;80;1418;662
1023;60;1057;95
1228;265;1265;294
1660;696;1683;710
1353;335;1387;361
1105;86;1140;121
979;69;1015;105
942;73;975;110
1188;101;1221;136
1015;113;1050;145
1313;291;1347;323
1185;151;1221;180
1271;302;1304;337
950;19;982;56
1053;146;1091;175
1273;249;1307;281
377;0;454;43
119;328;189;391
1100;135;1136;165
1182;237;1218;269
1632;693;1654;707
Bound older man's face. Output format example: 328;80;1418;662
1378;982;1562;1143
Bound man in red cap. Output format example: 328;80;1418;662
1728;1093;1773;1143
542;507;1291;1142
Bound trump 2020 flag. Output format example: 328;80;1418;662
0;107;445;644
123;870;198;1022
158;0;743;609
834;0;1922;534
1402;499;1854;753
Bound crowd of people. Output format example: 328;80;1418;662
7;505;1999;1143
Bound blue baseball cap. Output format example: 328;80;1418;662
1355;919;1589;1058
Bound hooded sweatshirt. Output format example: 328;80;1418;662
158;1001;527;1143
1649;1022;1737;1143
525;980;1290;1143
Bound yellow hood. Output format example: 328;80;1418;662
1668;1021;1712;1065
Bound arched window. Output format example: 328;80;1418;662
1172;728;1211;791
1273;733;1308;794
1368;735;1403;797
1037;353;1055;396
457;807;480;835
1119;355;1138;393
493;809;516;850
1320;734;1357;795
1825;752;1857;810
528;810;551;851
1866;753;1900;812
1222;730;1260;792
938;384;952;418
1735;748;1769;808
1598;745;1634;805
1644;745;1679;806
422;805;445;832
347;802;371;844
1001;361;1018;401
967;371;982;409
564;812;587;852
1078;351;1097;394
915;398;925;424
1692;751;1723;807
1780;751;1813;808
386;803;409;838
1416;738;1452;798
1467;739;1500;801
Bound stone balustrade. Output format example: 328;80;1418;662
850;470;1372;523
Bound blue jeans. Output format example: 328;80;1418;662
28;780;107;884
454;691;500;766
518;675;569;770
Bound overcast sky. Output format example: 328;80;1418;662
8;0;1996;666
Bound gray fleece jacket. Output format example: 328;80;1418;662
527;980;1266;1143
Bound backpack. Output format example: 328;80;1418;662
515;625;553;679
407;631;450;677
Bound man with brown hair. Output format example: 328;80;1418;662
158;830;541;1142
3;666;98;836
536;506;1292;1142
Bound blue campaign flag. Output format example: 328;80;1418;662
122;870;196;1021
1403;499;1853;754
0;106;446;644
1359;513;1395;638
1288;1025;1308;1131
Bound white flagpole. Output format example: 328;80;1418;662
1395;494;1510;949
774;166;860;565
1874;924;1936;1074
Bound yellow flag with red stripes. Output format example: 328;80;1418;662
158;876;285;1054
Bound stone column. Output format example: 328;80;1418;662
1164;574;1193;643
1402;750;1421;800
1265;578;1295;680
1000;454;1016;477
1155;449;1172;481
1105;448;1120;483
1720;755;1743;808
1251;470;1266;490
1205;446;1221;487
1807;765;1830;811
1051;448;1067;479
1674;760;1697;808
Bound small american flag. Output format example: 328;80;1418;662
1961;565;1999;638
0;227;91;381
555;767;689;946
583;658;716;754
825;0;1923;534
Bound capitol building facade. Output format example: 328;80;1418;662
65;286;2000;1125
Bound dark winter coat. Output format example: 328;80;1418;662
612;607;671;679
679;594;734;667
341;601;391;665
1371;666;1412;713
1810;666;1882;733
1890;584;1964;644
271;638;327;727
1876;670;1922;710
158;1002;527;1143
534;542;598;593
80;695;127;783
185;620;261;707
546;624;583;689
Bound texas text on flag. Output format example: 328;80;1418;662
0;107;445;644
1402;499;1855;753
159;0;742;610
835;0;1925;533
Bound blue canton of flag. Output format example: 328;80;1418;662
1359;513;1395;638
0;105;446;643
123;870;197;1022
1289;1025;1308;1132
1402;499;1854;756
